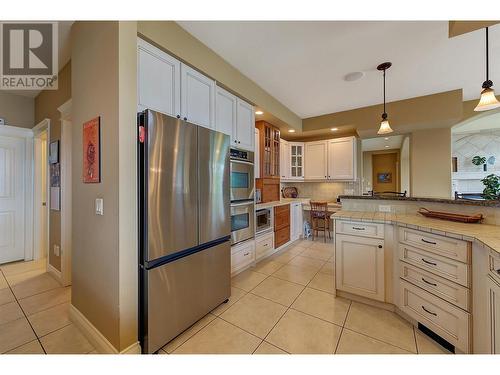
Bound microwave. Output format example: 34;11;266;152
256;208;272;234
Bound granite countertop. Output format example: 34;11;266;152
338;195;500;207
331;210;500;254
255;198;342;211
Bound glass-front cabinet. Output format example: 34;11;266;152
289;142;304;179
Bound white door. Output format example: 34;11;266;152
181;64;215;129
215;86;236;137
328;137;356;180
290;203;303;241
137;38;181;117
335;233;385;301
305;141;327;180
487;276;500;354
280;140;290;179
0;136;26;264
235;99;255;151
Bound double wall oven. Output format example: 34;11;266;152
230;148;255;245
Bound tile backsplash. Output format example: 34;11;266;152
281;181;361;202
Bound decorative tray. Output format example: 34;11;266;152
282;186;298;198
418;207;483;223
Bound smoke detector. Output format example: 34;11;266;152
344;71;365;82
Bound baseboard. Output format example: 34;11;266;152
69;304;141;354
336;290;395;312
47;264;62;285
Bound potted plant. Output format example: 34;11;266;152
481;174;500;200
472;155;487;171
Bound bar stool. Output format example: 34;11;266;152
310;201;331;242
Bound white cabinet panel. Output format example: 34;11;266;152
305;141;327;180
290;202;303;241
231;240;255;275
280;139;290;179
181;64;215;129
215;86;236;136
327;136;356;180
137;38;181;117
235;99;255;151
335;233;385;301
487;276;500;354
289;142;304;179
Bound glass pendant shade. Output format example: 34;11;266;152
377;119;393;135
474;87;500;111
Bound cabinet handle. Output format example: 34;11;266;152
496;269;500;275
238;141;241;144
421;258;437;266
378;245;383;249
243;252;250;256
421;305;437;316
183;117;187;121
176;115;181;119
352;227;365;230
421;277;437;287
421;238;437;245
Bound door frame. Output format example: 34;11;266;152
58;99;72;286
32;119;50;265
0;125;34;262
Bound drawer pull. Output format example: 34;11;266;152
421;238;437;245
243;252;250;256
352;227;365;231
421;305;438;316
496;269;500;275
421;277;437;287
421;258;437;266
263;243;269;247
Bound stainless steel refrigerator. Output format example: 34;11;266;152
138;109;231;354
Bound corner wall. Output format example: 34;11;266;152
0;92;34;128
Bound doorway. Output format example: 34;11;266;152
34;125;49;263
372;152;400;193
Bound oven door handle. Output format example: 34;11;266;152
231;200;255;207
231;159;254;166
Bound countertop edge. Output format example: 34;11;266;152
338;195;500;207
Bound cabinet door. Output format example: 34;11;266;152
272;128;280;177
254;128;260;179
290;142;304;179
305;141;327;180
328;137;356;180
215;86;236;137
137;38;180;117
181;64;215;129
335;233;385;301
487;276;500;354
235;99;255;151
280;140;290;179
290;203;303;241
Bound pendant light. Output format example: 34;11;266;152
377;62;394;135
475;27;500;111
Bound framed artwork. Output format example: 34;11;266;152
377;172;392;183
83;117;101;183
49;140;59;164
50;163;60;187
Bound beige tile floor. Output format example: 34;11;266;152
0;259;95;354
161;235;453;355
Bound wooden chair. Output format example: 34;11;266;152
310;201;331;242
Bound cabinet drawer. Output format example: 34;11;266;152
398;244;470;287
399;261;470;311
274;204;290;215
256;232;274;260
489;249;500;284
399;279;471;353
398;227;470;264
231;241;255;273
336;220;384;239
275;226;290;248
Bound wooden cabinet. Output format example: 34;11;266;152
280;139;290;179
335;231;385;301
289;142;305;179
181;64;215;129
235;99;255;151
290;202;303;241
255;178;280;203
137;38;181;117
256;121;280;179
487;275;500;354
304;141;328;180
254;128;260;179
215;86;236;137
327;136;357;180
274;204;290;248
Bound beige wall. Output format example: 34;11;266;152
35;62;71;272
400;136;410;195
0;92;34;128
411;128;452;198
137;21;302;131
71;21;137;351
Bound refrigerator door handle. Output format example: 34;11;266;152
230;200;255;207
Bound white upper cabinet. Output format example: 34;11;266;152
289;142;305;179
137;38;181;117
327;136;357;180
280;139;290;179
305;141;328;180
215;86;236;136
235;99;255;151
181;64;215;129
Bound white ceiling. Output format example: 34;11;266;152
453;111;500;133
362;135;404;152
177;21;500;119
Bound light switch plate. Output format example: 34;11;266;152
95;198;104;215
54;244;60;256
378;205;391;212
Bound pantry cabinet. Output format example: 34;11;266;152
487;275;500;354
280;139;290;179
304;141;328;180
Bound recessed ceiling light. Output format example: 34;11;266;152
344;71;365;82
288;129;296;133
385;145;390;148
255;110;264;115
330;128;338;131
384;137;389;140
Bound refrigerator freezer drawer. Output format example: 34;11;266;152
145;241;230;353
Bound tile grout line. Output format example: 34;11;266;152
413;326;419;354
333;300;353;354
0;269;47;354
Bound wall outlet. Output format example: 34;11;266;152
54;244;60;256
95;198;104;215
378;205;392;213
